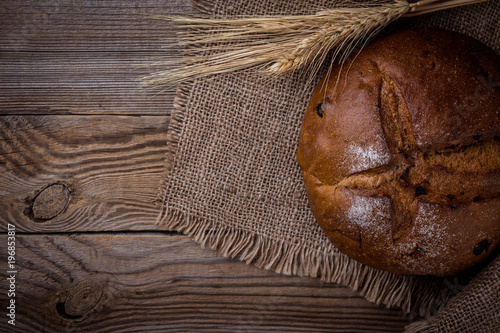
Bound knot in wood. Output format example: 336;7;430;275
63;280;103;317
32;184;70;220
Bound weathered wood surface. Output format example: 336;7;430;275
0;0;411;332
0;0;191;115
0;50;177;115
0;234;409;332
0;115;169;232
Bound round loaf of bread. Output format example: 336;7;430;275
297;28;500;276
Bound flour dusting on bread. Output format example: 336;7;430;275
413;202;450;256
347;195;390;232
348;143;390;174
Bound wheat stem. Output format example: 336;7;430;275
143;0;490;88
407;0;489;16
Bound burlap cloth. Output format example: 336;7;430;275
156;0;500;331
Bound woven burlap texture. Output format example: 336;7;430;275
405;255;500;332
156;0;500;330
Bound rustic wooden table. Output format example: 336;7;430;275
0;1;410;332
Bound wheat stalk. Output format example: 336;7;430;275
143;0;490;88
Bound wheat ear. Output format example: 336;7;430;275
142;0;490;88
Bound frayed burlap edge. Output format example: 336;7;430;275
155;82;189;210
405;321;432;333
158;204;452;317
155;77;453;317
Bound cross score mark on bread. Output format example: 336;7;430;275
297;28;500;276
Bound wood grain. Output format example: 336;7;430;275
0;115;169;233
0;51;178;115
0;233;410;332
0;0;193;52
0;0;191;115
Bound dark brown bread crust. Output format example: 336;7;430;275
297;28;500;276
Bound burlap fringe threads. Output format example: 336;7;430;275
406;321;433;333
158;204;454;318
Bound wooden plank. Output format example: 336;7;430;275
0;0;190;115
0;233;410;332
0;51;178;115
0;0;193;52
0;115;169;233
